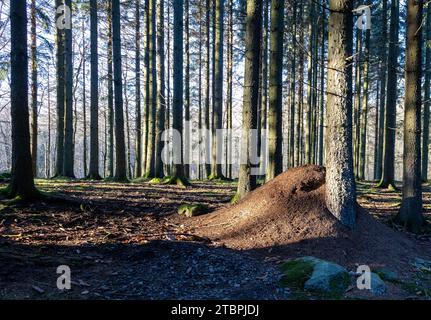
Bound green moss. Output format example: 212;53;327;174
230;193;240;204
387;183;397;192
328;273;351;295
373;268;399;283
149;177;164;184
163;176;191;187
177;203;207;217
279;259;315;289
130;177;148;183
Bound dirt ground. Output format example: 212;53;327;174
0;175;430;300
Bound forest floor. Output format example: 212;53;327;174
0;177;430;300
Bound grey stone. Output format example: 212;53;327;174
301;257;351;295
369;272;386;295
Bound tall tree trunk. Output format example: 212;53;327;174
422;2;431;182
183;0;191;178
145;0;157;178
8;0;38;199
396;0;425;233
296;1;304;166
55;0;65;177
266;0;284;180
82;20;87;177
170;0;188;185
107;0;115;178
359;23;370;180
305;0;315;164
63;0;74;178
378;0;399;189
210;0;225;179
375;0;388;180
204;0;211;178
142;0;150;175
165;0;171;176
326;0;356;229
30;0;38;177
155;0;166;178
289;0;297;168
258;0;269;177
318;4;326;166
226;0;233;179
88;0;101;179
112;0;128;181
198;1;204;179
236;0;262;200
47;74;52;178
134;0;142;178
353;22;362;177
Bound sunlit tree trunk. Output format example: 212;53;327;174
266;0;284;181
236;0;262;200
145;0;157;178
155;0;166;178
210;0;225;179
134;0;142;178
204;0;211;178
325;0;356;229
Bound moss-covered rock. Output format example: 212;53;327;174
280;256;351;297
280;257;316;288
369;272;386;295
178;204;208;217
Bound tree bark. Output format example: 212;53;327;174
422;1;431;182
63;0;75;178
88;0;101;179
378;0;399;189
210;0;225;179
8;0;39;199
107;0;115;178
236;0;262;200
112;0;128;181
30;0;38;177
266;0;284;180
155;0;166;178
55;0;65;177
325;0;356;229
396;0;425;233
134;0;142;178
374;0;388;180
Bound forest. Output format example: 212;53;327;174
0;0;431;302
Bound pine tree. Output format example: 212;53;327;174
266;0;284;180
88;0;101;179
396;0;425;233
7;0;39;199
236;0;263;200
325;0;356;229
112;0;128;181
